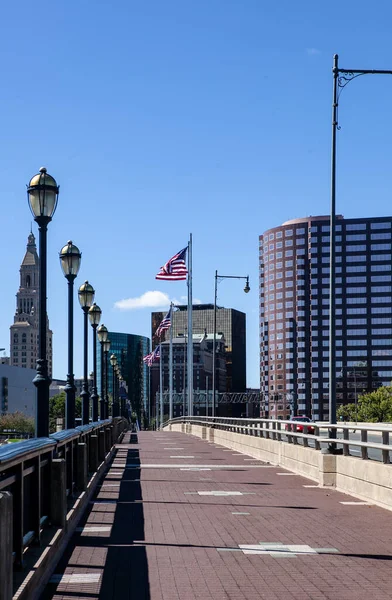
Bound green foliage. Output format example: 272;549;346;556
0;411;34;434
337;386;392;423
49;392;82;433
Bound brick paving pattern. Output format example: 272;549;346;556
42;431;392;599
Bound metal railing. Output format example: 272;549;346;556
0;417;128;570
164;416;392;464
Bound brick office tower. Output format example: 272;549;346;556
152;304;246;392
260;215;392;421
10;232;53;377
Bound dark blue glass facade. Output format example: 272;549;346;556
97;331;150;421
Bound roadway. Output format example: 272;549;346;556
280;428;391;462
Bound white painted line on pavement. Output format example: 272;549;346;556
49;573;101;584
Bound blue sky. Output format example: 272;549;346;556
1;1;392;387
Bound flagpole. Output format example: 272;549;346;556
159;344;163;429
169;303;173;420
187;233;193;417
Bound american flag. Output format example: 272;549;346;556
155;307;172;338
156;247;188;281
142;352;152;365
143;345;161;367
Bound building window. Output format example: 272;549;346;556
371;222;391;230
346;223;367;231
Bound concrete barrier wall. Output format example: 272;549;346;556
336;455;392;511
167;422;392;511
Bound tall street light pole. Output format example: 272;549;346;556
110;354;119;417
97;324;109;419
329;55;392;443
89;303;102;422
103;339;111;418
27;167;59;438
78;281;95;425
59;241;82;429
212;272;250;417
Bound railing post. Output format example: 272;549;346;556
31;455;42;545
89;435;99;471
277;421;282;441
76;443;88;490
293;424;298;445
265;421;270;439
98;430;106;462
314;426;321;451
0;492;13;600
303;426;309;447
13;463;24;568
343;428;350;456
105;427;111;453
287;423;293;444
51;458;66;529
382;431;390;464
271;421;277;441
361;429;368;460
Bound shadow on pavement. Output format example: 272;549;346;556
42;434;150;600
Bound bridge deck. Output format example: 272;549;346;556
42;430;392;600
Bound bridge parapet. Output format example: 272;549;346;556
0;417;128;600
164;416;392;512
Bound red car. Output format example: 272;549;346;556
285;416;315;434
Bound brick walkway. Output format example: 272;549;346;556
42;430;392;600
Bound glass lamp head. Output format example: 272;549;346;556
88;303;102;326
78;280;95;309
59;240;81;278
27;167;59;219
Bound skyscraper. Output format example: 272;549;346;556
10;232;53;376
260;215;392;421
152;304;246;392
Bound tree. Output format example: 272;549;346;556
337;386;392;423
49;392;82;433
0;411;34;435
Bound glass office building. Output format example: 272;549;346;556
260;215;392;421
152;304;246;392
97;331;150;421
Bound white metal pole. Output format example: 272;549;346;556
212;270;217;417
159;344;163;429
187;234;193;417
169;303;173;420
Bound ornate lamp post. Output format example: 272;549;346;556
115;365;120;418
88;303;102;422
27;167;59;437
59;241;82;429
97;324;108;419
212;272;250;417
78;281;95;424
103;338;111;418
110;354;119;417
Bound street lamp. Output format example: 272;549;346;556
88;303;102;422
27;167;59;437
110;354;119;417
59;241;82;429
212;272;250;417
97;324;108;419
78;281;95;424
328;55;392;440
103;338;111;418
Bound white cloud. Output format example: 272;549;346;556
114;291;203;311
114;290;171;311
306;48;321;56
